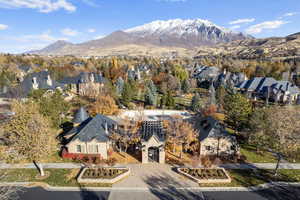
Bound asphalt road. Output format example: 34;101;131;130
15;186;300;200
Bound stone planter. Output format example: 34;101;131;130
177;167;231;184
77;167;130;184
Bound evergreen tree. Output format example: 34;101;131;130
145;88;156;106
144;80;157;106
191;93;201;112
209;83;216;105
121;82;134;107
216;86;227;107
115;77;124;96
181;79;190;94
224;92;252;131
165;91;175;108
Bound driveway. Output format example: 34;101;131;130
112;163;199;188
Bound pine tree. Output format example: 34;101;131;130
191;93;201;112
181;79;190;94
165;91;175;108
116;77;124;96
121;82;133;107
145;88;156;106
209;83;216;105
224;92;252;131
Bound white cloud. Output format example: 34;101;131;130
61;28;79;36
88;28;96;33
0;0;76;13
94;35;105;40
230;25;241;30
245;20;288;34
0;24;8;30
229;18;255;25
283;12;298;17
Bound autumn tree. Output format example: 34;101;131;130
1;101;56;176
89;95;119;116
249;106;300;173
165;118;198;158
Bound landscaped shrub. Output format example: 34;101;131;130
180;168;228;180
81;168;128;179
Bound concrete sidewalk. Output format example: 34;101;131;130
1;162;300;169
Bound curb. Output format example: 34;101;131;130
1;182;299;192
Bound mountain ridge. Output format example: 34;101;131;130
28;18;251;56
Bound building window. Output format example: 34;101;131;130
206;146;211;151
76;145;82;153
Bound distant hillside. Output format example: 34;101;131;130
195;32;300;60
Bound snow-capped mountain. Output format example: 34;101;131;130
29;19;252;56
124;19;251;47
125;19;232;36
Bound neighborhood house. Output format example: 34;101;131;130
198;116;239;157
62;107;118;159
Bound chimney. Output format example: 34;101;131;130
105;122;108;135
90;73;95;83
47;75;52;86
32;77;39;90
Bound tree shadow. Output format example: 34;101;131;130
77;182;108;200
228;167;300;200
143;172;204;200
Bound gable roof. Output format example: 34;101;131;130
141;121;165;142
193;66;220;80
237;77;300;95
59;72;105;85
20;71;64;97
198;116;229;142
68;114;117;143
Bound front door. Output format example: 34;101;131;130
148;147;159;162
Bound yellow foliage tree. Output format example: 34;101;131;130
89;95;119;116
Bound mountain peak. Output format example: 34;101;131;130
125;18;233;35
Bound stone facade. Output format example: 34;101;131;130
141;135;165;164
200;137;238;156
66;138;110;159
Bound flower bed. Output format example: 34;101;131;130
177;167;231;184
77;167;130;184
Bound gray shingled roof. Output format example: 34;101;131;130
141;121;165;142
193;66;220;81
68;114;117;143
237;77;300;95
59;72;105;85
73;107;89;124
20;71;64;97
198;116;229;142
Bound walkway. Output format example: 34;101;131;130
1;162;300;170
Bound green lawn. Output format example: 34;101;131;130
199;169;300;187
0;168;111;187
240;143;277;163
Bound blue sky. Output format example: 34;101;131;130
0;0;299;53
